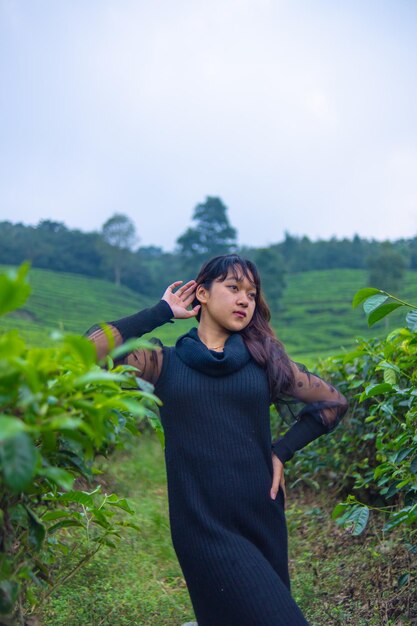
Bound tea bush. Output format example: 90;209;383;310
0;265;161;625
278;288;417;547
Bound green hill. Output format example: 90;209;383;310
276;269;417;359
1;266;416;361
275;269;417;356
0;266;153;346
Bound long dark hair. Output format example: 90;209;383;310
193;254;295;401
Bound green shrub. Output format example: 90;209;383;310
278;288;417;545
0;265;160;624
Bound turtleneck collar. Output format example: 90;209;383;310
175;326;251;376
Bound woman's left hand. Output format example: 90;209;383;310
270;453;286;503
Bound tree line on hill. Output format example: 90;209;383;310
0;196;413;310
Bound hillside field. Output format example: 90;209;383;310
1;265;417;361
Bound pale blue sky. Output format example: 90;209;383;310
1;0;417;250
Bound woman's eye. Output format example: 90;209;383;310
228;285;238;290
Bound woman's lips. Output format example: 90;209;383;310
233;311;247;318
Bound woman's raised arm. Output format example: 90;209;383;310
85;280;200;384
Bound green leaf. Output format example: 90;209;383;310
395;477;411;489
25;506;46;551
0;415;26;441
116;520;141;532
0;262;31;317
105;495;135;514
373;463;389;479
352;288;383;309
383;509;411;531
42;510;80;522
90;508;112;525
63;335;97;367
331;502;350;519
0;433;37;491
99;538;117;549
410;457;417;474
348;506;370;535
383;481;402;499
47;519;85;533
110;338;156;360
134;376;156;395
39;466;75;490
406;309;417;332
398;573;410;588
0;579;19;615
383;368;397;385
48;416;84;431
57;491;95;508
0;329;26;359
363;383;393;398
367;302;403;327
117;399;147;417
393;448;413;464
362;293;389;315
74;370;127;386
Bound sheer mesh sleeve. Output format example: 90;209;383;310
271;361;348;464
285;362;348;431
85;300;173;386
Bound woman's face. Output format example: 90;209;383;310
197;267;257;333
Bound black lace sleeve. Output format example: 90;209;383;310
271;362;348;464
85;300;173;385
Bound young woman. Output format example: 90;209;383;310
87;254;348;626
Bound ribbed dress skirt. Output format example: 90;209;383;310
154;339;310;626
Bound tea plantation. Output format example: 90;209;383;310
1;265;417;359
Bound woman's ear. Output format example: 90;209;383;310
196;284;209;305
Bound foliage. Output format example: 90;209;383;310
366;241;407;294
278;288;417;557
247;246;286;312
101;214;137;251
0;266;161;624
326;327;417;539
176;196;237;273
100;214;138;286
353;286;417;330
279;232;381;272
2;215;417;298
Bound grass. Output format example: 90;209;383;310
38;434;193;626
37;434;416;626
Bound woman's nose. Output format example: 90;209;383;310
237;292;249;306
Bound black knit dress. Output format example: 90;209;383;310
87;300;348;626
155;327;309;626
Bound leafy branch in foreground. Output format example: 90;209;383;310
353;287;417;330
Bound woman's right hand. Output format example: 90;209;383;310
162;280;201;319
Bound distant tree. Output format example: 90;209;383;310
100;214;138;286
350;234;366;268
407;237;417;270
278;233;313;272
37;220;68;233
252;246;286;312
134;247;183;298
367;242;408;294
176;197;237;274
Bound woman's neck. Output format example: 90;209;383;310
197;320;230;352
